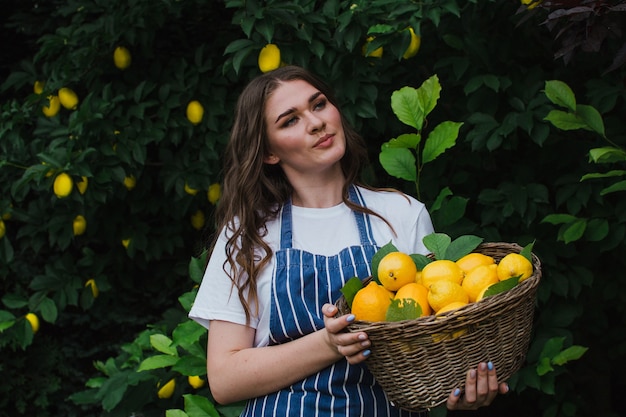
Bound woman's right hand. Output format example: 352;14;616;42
321;303;371;364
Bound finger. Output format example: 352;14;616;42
322;303;338;318
463;367;478;405
446;387;462;410
476;362;490;397
345;348;371;365
323;310;354;335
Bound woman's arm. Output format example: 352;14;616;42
207;307;371;404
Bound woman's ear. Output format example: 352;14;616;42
264;154;280;164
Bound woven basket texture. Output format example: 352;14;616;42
335;242;542;412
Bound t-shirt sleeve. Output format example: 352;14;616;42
188;227;259;330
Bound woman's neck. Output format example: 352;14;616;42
289;173;346;208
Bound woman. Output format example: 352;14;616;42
189;65;508;416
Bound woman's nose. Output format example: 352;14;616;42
307;112;325;132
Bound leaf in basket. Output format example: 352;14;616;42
445;235;484;261
520;240;535;263
341;276;364;308
385;298;422;322
410;253;431;270
422;232;451;260
482;276;520;298
371;241;398;284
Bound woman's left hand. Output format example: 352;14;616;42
446;361;509;410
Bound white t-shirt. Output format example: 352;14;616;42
188;187;434;347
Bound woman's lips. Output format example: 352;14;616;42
314;134;334;148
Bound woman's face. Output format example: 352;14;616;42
263;79;346;180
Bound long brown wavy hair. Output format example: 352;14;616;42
215;65;392;324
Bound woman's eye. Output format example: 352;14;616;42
282;116;297;127
314;99;327;110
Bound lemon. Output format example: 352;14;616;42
113;46;131;69
462;264;499;302
497;253;533;282
362;36;383;58
186;100;204;125
455;252;495;275
190;210;205;230
436;301;468;315
157;378;176;399
352;281;393;322
258;44;281;73
402;27;421;59
394;282;431;316
85;278;99;298
42;95;61;117
73;215;87;236
123;175;136;190
184;182;199;196
34;80;45;95
122;238;131;249
76;176;88;194
378;251;418;291
0;219;5;239
207;183;221;204
25;313;39;333
53;173;73;198
427;280;468;313
58;87;79;110
188;375;205;389
420;259;464;288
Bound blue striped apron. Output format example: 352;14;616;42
241;186;426;417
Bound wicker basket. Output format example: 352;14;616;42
335;242;542;412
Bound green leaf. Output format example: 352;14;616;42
150;334;178;355
410;253;431;270
416;74;441;120
371;241;399;283
536;356;554;376
588;147;626;164
385;298;422;322
563;219;586;244
422;121;463;164
601;180;626;195
39;297;58;323
189;250;209;284
385;133;421;149
581;169;626;180
340;276;364;308
543;110;589;131
445;235;484;261
391;86;423;130
551;345;588;366
137;354;179;371
576;104;605;137
422;233;451;260
541;213;578;225
378;146;416;181
183;394;221;417
172;355;208;376
544;80;577;112
482;276;519;298
166;410;189;417
519;241;535;263
430;187;453;212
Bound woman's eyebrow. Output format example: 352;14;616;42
275;91;323;123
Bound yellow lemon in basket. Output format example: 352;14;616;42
497;253;533;282
421;259;464;288
377;252;418;291
351;281;393;322
456;253;495;275
394;282;431;316
462;264;499;302
436;301;469;315
427;280;468;313
476;284;493;302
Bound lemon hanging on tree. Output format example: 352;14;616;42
157;378;176;399
402;27;421;59
73;215;87;236
53;172;73;198
0;219;5;239
76;176;88;194
258;44;281;73
188;375;205;389
186;100;204;125
25;313;40;333
42;95;61;117
33;80;45;94
208;183;221;204
113;46;131;69
58;87;79;110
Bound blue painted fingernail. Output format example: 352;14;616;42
454;388;461;397
362;349;371;357
346;314;355;322
488;361;494;370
